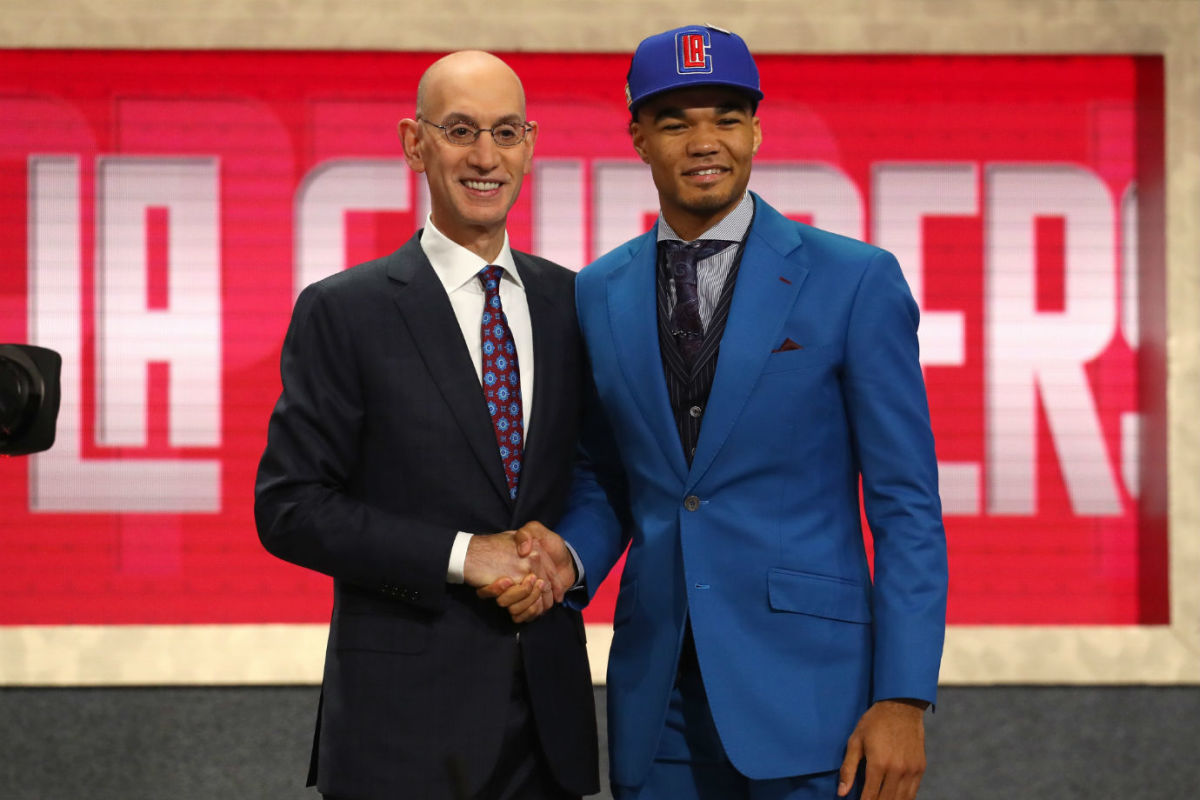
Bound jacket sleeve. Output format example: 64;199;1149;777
558;368;635;606
842;249;949;706
253;281;455;612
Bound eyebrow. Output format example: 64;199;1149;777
651;102;750;124
715;102;751;115
439;112;525;125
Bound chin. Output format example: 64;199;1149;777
681;192;738;216
454;200;506;223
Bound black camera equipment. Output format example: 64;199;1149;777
0;344;62;456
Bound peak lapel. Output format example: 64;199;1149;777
386;238;512;507
606;234;689;484
687;203;809;490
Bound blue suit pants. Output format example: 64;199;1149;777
612;630;861;800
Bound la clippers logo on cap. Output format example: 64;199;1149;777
675;30;713;75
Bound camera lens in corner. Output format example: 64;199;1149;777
0;344;62;457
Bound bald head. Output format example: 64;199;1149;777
416;50;526;120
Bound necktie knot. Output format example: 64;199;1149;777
478;264;504;294
660;238;737;271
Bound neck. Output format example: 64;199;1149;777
432;216;506;262
660;197;742;242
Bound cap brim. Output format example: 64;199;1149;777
630;79;764;114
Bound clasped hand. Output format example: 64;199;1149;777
463;522;575;623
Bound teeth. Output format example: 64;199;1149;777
690;168;722;176
465;180;501;190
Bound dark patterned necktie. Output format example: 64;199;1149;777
478;265;523;500
661;239;737;364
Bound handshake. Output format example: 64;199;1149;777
463;521;576;623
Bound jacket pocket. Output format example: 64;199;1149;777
334;610;432;653
760;344;837;375
767;568;871;624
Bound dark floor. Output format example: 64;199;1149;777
0;685;1196;799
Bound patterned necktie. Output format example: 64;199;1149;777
661;239;737;364
478;265;524;500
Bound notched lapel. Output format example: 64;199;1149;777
606;236;689;484
387;239;512;506
687;208;809;490
511;254;564;518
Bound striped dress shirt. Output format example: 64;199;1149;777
656;192;755;330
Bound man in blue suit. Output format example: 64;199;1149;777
495;24;948;800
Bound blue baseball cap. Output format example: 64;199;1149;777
625;24;763;114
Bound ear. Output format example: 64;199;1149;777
398;118;425;173
629;121;651;164
751;115;763;156
521;120;539;176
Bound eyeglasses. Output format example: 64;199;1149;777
418;118;533;148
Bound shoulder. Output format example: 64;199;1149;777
752;196;887;266
576;230;655;289
291;259;383;333
751;197;904;301
291;240;422;333
307;253;389;294
299;232;424;303
800;223;885;262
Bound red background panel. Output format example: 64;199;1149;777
0;51;1166;626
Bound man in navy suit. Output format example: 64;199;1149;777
255;50;598;800
504;25;948;800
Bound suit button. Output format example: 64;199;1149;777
688;405;703;419
684;495;701;511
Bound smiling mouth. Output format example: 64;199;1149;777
463;179;502;191
684;167;728;178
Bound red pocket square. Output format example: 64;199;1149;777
772;338;803;353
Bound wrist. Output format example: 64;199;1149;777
877;698;930;714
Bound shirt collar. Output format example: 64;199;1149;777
418;214;523;294
655;192;755;244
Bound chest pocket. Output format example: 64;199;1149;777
760;344;838;375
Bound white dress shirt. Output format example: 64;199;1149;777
416;216;535;583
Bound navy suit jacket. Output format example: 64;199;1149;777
559;195;948;786
255;231;598;799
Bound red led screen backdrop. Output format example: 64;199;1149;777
0;51;1166;627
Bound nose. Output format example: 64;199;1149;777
685;124;719;157
466;131;502;170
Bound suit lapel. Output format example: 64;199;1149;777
607;233;689;484
687;200;809;490
386;235;512;506
512;252;560;519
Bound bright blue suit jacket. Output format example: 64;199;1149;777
558;194;948;787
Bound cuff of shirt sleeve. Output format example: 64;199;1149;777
563;539;585;590
446;532;473;584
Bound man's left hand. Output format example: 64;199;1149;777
476;573;548;623
838;698;928;800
